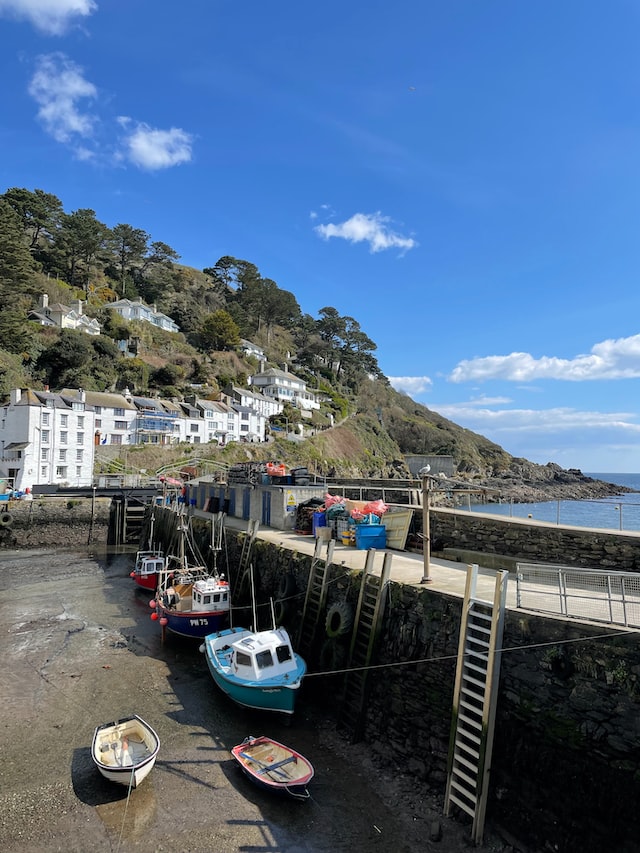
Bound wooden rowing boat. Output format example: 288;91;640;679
91;715;160;788
231;735;314;801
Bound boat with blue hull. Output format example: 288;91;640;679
201;625;306;716
150;513;231;640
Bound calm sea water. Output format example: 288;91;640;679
460;472;640;532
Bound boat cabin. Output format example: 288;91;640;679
192;577;230;613
231;628;296;681
137;556;164;579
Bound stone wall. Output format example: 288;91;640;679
0;497;111;549
233;530;640;853
430;506;640;571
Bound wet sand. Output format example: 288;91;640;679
0;548;496;853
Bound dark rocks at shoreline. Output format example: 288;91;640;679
461;461;636;505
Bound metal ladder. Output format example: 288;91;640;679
444;564;508;846
234;519;261;599
297;539;335;657
337;551;393;742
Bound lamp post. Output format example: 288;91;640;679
420;468;433;584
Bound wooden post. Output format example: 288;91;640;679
421;474;432;584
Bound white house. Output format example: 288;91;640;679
239;339;266;361
29;294;101;336
108;298;180;333
62;389;138;447
223;384;282;420
0;388;95;490
131;395;182;445
248;366;320;412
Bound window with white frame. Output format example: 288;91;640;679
77;432;84;444
76;450;83;462
41;465;47;477
60;431;68;444
61;415;68;427
78;416;84;428
42;412;50;425
111;434;122;445
42;430;50;443
76;466;82;477
56;466;67;477
41;448;48;461
115;421;127;430
59;449;67;461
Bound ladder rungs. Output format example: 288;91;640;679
452;752;478;776
449;779;478;808
455;737;480;759
461;668;486;686
458;713;482;732
459;698;485;717
447;791;475;819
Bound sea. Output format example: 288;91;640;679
460;472;640;533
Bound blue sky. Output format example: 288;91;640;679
2;1;640;473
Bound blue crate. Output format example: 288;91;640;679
355;525;386;550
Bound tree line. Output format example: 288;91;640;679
0;187;383;404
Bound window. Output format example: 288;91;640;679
41;465;47;478
235;652;251;668
76;450;83;462
115;421;127;430
256;650;274;670
77;432;84;444
59;449;67;462
41;430;50;443
42;412;50;425
41;448;48;461
60;431;68;444
94;406;102;415
241;412;249;421
276;644;292;664
76;466;82;477
190;423;199;433
77;416;84;428
111;434;122;445
114;407;124;416
95;419;102;428
61;415;68;427
55;466;67;478
72;402;84;411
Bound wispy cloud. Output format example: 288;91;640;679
117;119;194;170
0;0;97;35
428;402;640;435
314;212;417;254
449;334;640;383
388;375;432;395
28;53;97;145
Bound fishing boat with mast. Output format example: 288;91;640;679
131;511;166;591
150;511;231;640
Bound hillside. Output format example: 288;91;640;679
0;187;631;503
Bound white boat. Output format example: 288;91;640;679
91;714;160;788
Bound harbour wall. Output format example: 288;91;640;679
0;496;110;548
228;528;640;853
430;506;640;571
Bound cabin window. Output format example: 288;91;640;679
193;591;201;604
203;595;211;604
213;593;220;603
236;651;251;668
276;645;293;664
256;650;274;670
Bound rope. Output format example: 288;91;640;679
115;767;136;853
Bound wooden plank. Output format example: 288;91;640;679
382;508;413;550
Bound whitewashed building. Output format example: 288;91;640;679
29;294;101;336
248;366;320;412
108;298;179;333
0;388;95;490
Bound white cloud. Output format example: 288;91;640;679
28;53;97;144
449;333;640;383
388;375;432;395
314;212;417;254
0;0;97;35
428;402;640;435
118;120;193;170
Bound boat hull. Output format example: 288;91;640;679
158;605;229;639
92;715;160;789
203;628;305;715
133;573;157;591
232;735;314;800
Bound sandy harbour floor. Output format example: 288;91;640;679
0;547;508;853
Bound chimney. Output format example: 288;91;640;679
282;363;288;373
74;299;83;316
40;294;49;309
79;388;86;402
10;389;22;404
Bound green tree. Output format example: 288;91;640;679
0;199;39;301
51;209;109;291
109;223;149;295
198;310;240;352
2;187;63;249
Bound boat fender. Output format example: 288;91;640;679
324;601;354;638
0;512;12;528
319;637;347;671
273;598;289;626
276;573;296;601
162;588;180;608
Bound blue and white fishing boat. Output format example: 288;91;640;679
201;625;306;716
150;513;230;640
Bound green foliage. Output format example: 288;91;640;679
198;309;241;352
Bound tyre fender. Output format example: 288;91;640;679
324;601;354;638
0;512;12;528
276;573;296;601
319;637;347;672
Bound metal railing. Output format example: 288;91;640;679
516;562;640;628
